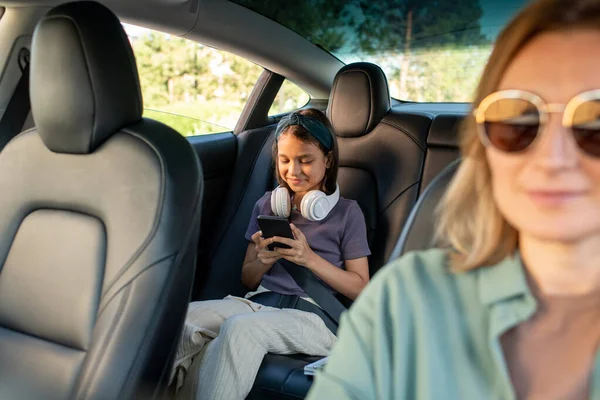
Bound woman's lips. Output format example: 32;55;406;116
527;191;585;206
288;178;304;185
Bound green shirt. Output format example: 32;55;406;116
306;248;600;400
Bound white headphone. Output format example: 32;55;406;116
271;183;340;222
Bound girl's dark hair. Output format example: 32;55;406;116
272;108;339;195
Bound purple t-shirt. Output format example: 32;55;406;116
244;191;371;297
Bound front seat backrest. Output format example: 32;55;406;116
0;2;203;399
389;159;460;261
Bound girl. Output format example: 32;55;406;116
308;0;600;399
173;108;370;400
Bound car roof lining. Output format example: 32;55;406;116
0;0;343;99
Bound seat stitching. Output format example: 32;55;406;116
96;253;176;316
391;158;461;260
0;324;86;352
380;119;427;151
380;180;420;216
122;180;202;395
99;129;166;298
281;365;302;390
250;386;305;399
77;285;131;400
365;70;374;133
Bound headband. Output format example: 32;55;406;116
274;112;333;151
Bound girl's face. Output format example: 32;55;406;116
277;131;331;195
486;30;600;243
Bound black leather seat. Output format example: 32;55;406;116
389;159;460;260
196;124;277;300
0;2;203;399
419;115;462;193
329;62;430;274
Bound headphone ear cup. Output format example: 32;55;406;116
301;190;327;221
271;187;291;217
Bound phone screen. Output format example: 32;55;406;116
257;215;295;251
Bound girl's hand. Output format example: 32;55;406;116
251;231;281;267
272;224;318;269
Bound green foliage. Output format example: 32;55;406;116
354;0;488;53
350;0;490;101
363;44;490;102
131;31;262;135
130;29;312;136
230;0;492;102
233;0;352;52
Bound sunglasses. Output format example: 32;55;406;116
473;89;600;157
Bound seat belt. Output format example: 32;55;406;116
279;259;348;326
0;48;31;152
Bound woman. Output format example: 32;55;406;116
173;108;370;400
307;0;600;399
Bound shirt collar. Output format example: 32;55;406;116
478;252;532;306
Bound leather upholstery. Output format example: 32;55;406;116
0;3;203;399
419;115;462;193
30;1;143;154
327;62;391;138
196;124;277;300
329;63;428;272
249;354;321;400
336;111;430;272
389;159;460;261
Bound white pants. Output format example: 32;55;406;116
171;294;337;400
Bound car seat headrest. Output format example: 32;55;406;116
30;0;143;154
327;62;391;138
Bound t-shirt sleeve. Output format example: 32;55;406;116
340;202;371;260
244;193;271;242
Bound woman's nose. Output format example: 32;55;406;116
531;115;579;171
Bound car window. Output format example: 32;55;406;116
231;0;527;102
269;80;310;115
125;24;263;136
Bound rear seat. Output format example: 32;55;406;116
419;114;462;193
391;159;460;260
193;62;465;399
327;62;430;273
194;124;277;300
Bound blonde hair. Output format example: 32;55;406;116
436;0;600;271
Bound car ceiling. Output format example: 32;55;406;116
0;0;344;99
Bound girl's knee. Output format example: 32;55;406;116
219;313;260;341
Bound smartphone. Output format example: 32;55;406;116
257;215;295;251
